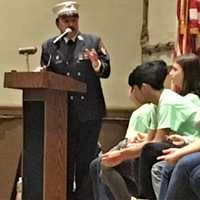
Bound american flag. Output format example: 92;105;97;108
176;0;200;56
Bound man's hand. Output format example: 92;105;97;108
84;48;101;72
34;66;47;72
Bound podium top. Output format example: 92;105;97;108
4;71;86;93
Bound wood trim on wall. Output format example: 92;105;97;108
0;106;22;118
0;106;132;121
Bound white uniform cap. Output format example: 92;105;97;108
52;1;79;18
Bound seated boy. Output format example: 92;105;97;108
90;102;157;200
90;60;167;200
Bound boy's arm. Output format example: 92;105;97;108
172;139;200;158
151;128;170;142
101;129;169;167
146;129;156;141
101;141;148;167
158;139;200;165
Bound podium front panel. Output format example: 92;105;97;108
23;101;44;199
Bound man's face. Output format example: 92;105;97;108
56;15;79;38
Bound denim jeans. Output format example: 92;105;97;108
151;161;167;199
190;164;200;198
159;152;200;200
89;157;114;200
101;159;138;200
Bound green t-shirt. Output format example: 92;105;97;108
157;89;200;139
184;93;200;106
125;103;157;139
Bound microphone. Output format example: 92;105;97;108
53;28;72;44
18;46;37;55
18;46;37;71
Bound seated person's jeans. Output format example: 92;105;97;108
101;159;139;200
151;161;167;199
159;152;200;200
90;157;114;200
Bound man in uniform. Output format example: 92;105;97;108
40;1;111;199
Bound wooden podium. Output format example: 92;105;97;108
4;71;86;200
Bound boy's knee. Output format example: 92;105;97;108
100;165;114;183
89;157;101;175
142;143;169;154
176;155;192;170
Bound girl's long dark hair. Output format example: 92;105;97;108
175;53;200;97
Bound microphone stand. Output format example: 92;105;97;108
25;53;30;72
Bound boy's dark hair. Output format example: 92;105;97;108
128;60;168;90
175;53;200;97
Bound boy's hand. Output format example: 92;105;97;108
101;150;123;167
167;134;186;146
133;132;147;143
157;148;180;165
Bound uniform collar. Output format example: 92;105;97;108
64;32;84;43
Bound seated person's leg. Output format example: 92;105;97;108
89;157;114;200
101;159;138;200
151;161;167;199
138;142;172;199
158;164;174;200
189;158;200;199
163;152;200;200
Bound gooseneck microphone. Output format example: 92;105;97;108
18;46;37;55
18;46;37;71
53;28;72;44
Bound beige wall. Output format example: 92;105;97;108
0;0;176;108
